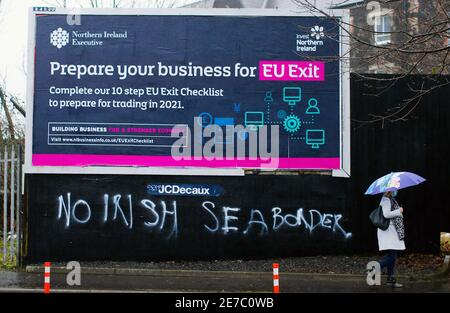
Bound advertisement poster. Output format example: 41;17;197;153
28;10;346;171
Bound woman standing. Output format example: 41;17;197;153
377;190;405;288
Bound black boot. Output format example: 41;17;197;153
386;277;403;288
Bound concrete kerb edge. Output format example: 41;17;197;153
421;255;450;281
25;266;416;281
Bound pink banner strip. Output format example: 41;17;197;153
32;154;340;169
259;60;325;81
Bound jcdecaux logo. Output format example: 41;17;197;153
147;183;224;197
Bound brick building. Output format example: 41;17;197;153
182;0;450;74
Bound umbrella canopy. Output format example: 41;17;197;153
365;172;426;195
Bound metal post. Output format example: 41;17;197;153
2;147;8;263
16;145;21;264
10;145;15;262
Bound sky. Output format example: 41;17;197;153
0;0;199;99
0;0;34;99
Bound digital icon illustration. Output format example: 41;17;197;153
225;86;324;149
245;112;264;130
264;91;274;104
282;87;301;106
277;109;287;119
283;114;301;133
306;98;320;115
306;129;325;148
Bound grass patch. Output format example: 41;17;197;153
0;237;17;270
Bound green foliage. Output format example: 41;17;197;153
0;237;17;270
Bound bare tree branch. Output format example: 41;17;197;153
292;0;450;125
0;86;15;140
43;0;179;8
9;96;25;117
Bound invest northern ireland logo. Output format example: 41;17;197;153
310;26;324;40
50;28;69;49
296;25;325;52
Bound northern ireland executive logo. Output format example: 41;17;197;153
50;28;69;49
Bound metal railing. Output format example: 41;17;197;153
1;144;23;266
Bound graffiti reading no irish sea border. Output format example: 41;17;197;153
56;193;352;240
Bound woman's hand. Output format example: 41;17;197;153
399;207;404;214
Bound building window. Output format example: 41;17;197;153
369;62;396;74
374;15;391;45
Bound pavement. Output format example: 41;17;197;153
21;254;446;275
0;255;447;293
0;265;448;293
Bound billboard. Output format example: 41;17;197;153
26;8;350;175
